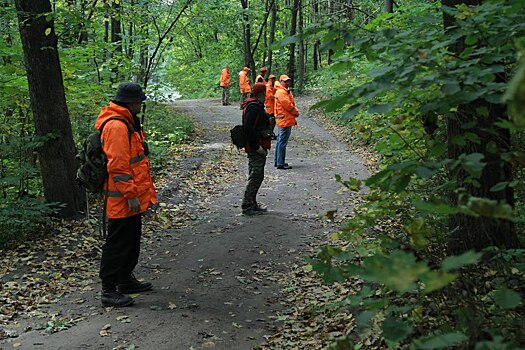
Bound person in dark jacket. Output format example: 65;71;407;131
241;82;271;216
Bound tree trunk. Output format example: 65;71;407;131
297;0;305;93
287;0;300;87
442;0;519;252
111;0;122;81
266;0;277;75
241;0;255;76
384;0;394;13
15;0;86;218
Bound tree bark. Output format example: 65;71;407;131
111;0;122;81
297;0;305;93
15;0;86;218
442;0;519;252
241;0;256;77
384;0;394;13
266;0;277;75
287;0;300;87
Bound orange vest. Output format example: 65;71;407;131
274;82;299;128
95;102;157;219
220;68;230;87
255;74;267;85
265;82;276;115
239;70;251;94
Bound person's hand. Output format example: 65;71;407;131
256;146;267;156
128;198;141;213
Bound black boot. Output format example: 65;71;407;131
118;274;153;294
101;284;134;307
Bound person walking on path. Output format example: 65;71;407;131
95;82;157;307
274;75;299;170
241;82;272;216
255;66;267;84
239;66;251;104
265;74;277;139
220;65;231;105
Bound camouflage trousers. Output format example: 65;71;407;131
221;86;230;105
242;152;267;210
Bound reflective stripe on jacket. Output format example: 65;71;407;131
239;70;251;94
265;82;276;115
220;68;230;87
274;82;299;128
94;102;157;219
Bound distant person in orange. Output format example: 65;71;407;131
220;65;231;105
239;67;251;103
265;74;277;139
274;75;299;170
255;67;267;84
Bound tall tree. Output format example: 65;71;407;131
297;0;305;92
110;0;122;81
384;0;394;13
14;0;86;218
287;0;300;86
442;0;519;252
266;0;277;74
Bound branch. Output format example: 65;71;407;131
250;0;275;59
144;0;194;88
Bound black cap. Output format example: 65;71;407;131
113;82;146;103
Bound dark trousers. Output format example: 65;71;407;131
99;213;142;287
242;152;267;209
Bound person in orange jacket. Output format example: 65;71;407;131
95;82;157;307
274;75;299;170
239;66;251;103
255;66;267;84
265;74;277;139
220;65;231;105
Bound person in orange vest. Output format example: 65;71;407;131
95;82;157;307
255;67;267;84
265;74;277;139
239;66;251;103
274;75;299;170
241;83;271;215
220;65;231;105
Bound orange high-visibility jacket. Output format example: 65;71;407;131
95;102;157;219
239;70;251;94
220;68;230;87
274;82;299;128
255;74;267;85
265;82;276;115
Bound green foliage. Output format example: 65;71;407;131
308;0;525;349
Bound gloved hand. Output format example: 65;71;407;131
128;197;141;213
256;146;267;157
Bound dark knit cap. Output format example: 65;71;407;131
113;82;146;103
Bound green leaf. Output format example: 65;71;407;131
420;270;457;293
459;153;485;178
490;181;508;192
441;250;482;271
414;332;468;349
361;250;428;292
382;317;412;343
368;104;393;114
493;288;522;309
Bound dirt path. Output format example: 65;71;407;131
1;97;368;350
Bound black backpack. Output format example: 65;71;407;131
230;102;261;149
76;117;134;193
